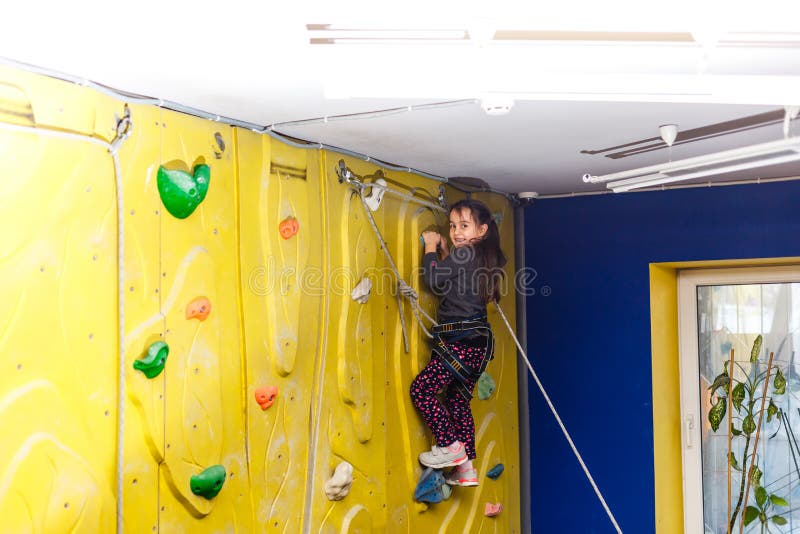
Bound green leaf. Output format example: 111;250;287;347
769;494;789;507
742;414;756;435
750;465;763;487
744;506;760;526
731;426;742;436
750;334;763;362
729;451;741;471
773;368;786;395
708;371;730;395
756;486;767;507
767;400;778;423
708;397;727;432
772;515;788;525
732;382;745;412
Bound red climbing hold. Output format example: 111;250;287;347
279;217;299;240
255;386;279;410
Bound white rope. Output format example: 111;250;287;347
347;162;621;531
356;187;435;340
493;300;623;534
361;179;447;213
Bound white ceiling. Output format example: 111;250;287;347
2;1;800;196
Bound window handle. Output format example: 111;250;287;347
685;414;695;449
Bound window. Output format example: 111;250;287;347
678;266;800;533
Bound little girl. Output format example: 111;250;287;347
410;199;506;487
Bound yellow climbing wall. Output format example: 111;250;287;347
0;65;521;533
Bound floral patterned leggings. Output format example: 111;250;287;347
409;339;486;460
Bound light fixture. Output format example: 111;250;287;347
480;95;514;115
583;136;800;192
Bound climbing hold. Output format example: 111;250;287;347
414;467;446;504
492;211;504;226
440;483;452;500
185;297;212;321
190;465;226;499
484;502;502;517
157;164;210;219
486;463;504;480
364;178;387;211
414;502;429;514
324;461;353;501
279;216;299;239
351;278;372;304
133;341;169;379
477;371;496;400
254;386;279;410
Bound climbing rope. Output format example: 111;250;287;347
493;301;623;534
336;160;443;345
0;114;131;533
355;186;435;341
341;161;621;532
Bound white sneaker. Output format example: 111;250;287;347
418;441;468;469
445;466;479;487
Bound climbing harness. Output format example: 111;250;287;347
339;160;622;533
431;315;494;400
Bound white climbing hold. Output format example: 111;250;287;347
351;278;372;304
364;178;387;211
324;461;354;501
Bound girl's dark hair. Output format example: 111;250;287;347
449;199;507;303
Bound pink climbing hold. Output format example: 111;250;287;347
255;386;279;410
484;502;503;517
185;297;211;321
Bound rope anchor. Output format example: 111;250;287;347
109;105;133;155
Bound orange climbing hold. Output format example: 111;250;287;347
279;216;299;239
185;297;212;321
255;386;279;410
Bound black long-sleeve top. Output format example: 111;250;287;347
422;246;487;322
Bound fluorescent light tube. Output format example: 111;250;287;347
609;152;800;192
584;136;800;192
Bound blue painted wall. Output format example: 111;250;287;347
523;180;800;533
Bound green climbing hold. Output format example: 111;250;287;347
157;164;210;219
190;465;226;499
477;371;496;400
133;341;169;379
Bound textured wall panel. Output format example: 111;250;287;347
118;102;164;534
238;131;323;532
0;65;520;533
0;70;118;532
157;112;251;531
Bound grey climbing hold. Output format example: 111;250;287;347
487;463;504;480
477;371;496;400
324;462;353;501
351;278;372;304
364;178;387;211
